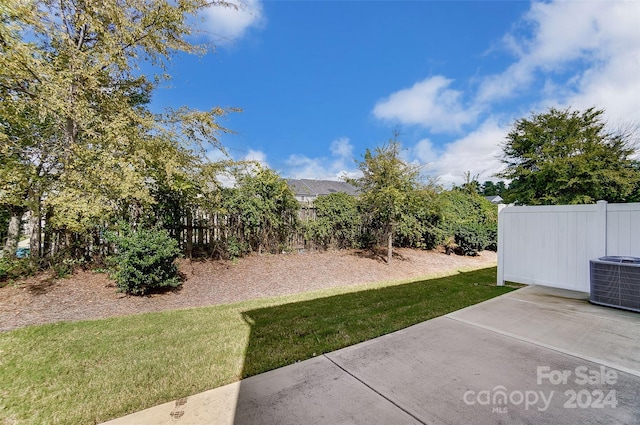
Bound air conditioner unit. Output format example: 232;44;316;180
590;256;640;313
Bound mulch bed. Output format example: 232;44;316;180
0;248;497;332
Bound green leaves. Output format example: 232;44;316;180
351;141;421;223
433;189;498;255
105;225;182;295
499;107;639;205
0;0;238;256
223;167;300;254
305;192;361;249
350;139;423;262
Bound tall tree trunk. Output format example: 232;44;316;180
129;201;142;230
197;217;204;248
42;207;53;259
2;207;24;258
29;205;41;262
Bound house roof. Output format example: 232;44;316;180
285;179;358;197
484;195;503;204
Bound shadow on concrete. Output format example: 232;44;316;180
99;280;640;424
232;268;516;424
239;268;506;379
231;282;640;425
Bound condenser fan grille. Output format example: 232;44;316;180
590;257;640;313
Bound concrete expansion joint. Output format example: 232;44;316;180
443;315;640;379
508;296;636;324
323;354;428;425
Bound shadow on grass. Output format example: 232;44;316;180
230;267;515;423
238;267;513;379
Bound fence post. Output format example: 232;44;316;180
596;200;608;258
497;203;506;286
186;209;193;258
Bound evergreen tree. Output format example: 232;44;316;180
498;108;639;205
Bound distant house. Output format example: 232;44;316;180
285;179;358;204
484;195;503;204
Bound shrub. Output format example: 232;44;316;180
358;230;378;249
305;193;361;249
51;257;86;279
226;235;249;259
453;222;492;256
105;226;181;295
433;189;498;255
0;256;35;284
394;188;440;249
223;168;300;254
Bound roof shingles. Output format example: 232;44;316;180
285;179;358;198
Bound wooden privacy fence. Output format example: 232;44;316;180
15;206;326;260
497;201;640;292
176;206;320;256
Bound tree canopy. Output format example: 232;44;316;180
349;139;421;264
0;0;235;259
223;167;299;255
480;180;506;197
498;107;639;205
0;2;502;283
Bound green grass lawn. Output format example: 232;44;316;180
0;266;517;425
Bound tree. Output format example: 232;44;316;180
350;138;421;264
224;167;300;255
0;0;235;261
305;192;361;250
480;180;507;197
460;171;481;194
435;189;498;255
0;96;56;257
0;206;11;256
498;107;639;205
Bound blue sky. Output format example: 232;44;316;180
151;0;640;186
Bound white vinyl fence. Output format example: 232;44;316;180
497;201;640;293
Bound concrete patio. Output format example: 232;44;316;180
102;285;640;425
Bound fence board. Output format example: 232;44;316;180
606;204;640;256
174;207;322;256
498;201;640;293
499;203;601;292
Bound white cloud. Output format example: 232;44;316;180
373;76;478;133
477;0;640;123
285;137;360;180
243;148;269;167
418;120;509;187
567;47;640;122
398;1;639;187
330;137;353;158
205;147;268;187
412;138;438;165
205;147;230;163
200;0;265;43
476;61;534;104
